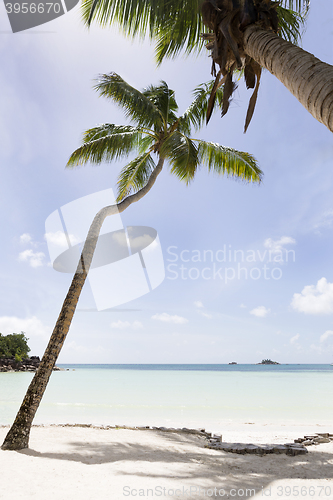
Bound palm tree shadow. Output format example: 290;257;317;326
16;430;333;496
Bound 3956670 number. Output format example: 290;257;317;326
5;2;61;14
277;486;332;497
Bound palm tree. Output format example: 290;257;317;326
81;0;333;133
1;74;262;450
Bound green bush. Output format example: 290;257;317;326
0;332;30;359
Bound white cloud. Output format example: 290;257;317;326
194;301;212;318
20;233;33;245
152;313;188;324
111;231;156;252
239;304;247;309
45;231;68;249
18;249;45;268
200;312;212;319
110;320;143;330
264;236;296;253
130;234;155;251
194;301;204;308
291;278;333;314
45;231;79;248
0;316;48;337
250;306;270;318
312;210;333;232
320;330;333;343
290;333;300;344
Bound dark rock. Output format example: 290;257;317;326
286;447;308;456
0;356;61;372
245;444;260;453
313;437;330;443
272;445;288;453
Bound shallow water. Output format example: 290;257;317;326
0;365;332;429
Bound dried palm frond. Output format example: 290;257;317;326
202;0;279;132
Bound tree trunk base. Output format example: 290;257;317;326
1;424;31;450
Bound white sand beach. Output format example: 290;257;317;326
1;423;332;500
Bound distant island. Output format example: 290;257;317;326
257;359;280;365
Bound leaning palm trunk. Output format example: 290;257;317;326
1;158;164;451
244;26;333;133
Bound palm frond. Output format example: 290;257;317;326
117;151;155;201
94;73;164;130
279;0;310;15
137;135;156;154
82;0;308;64
81;0;156;33
154;7;206;65
142;81;178;126
81;0;204;64
66;124;142;166
277;5;306;45
178;80;224;134
197;140;262;183
161;131;199;183
81;0;202;39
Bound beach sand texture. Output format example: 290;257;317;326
1;424;332;500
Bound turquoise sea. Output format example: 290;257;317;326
1;364;333;430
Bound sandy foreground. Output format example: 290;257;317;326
0;424;332;500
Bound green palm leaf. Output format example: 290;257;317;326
94;73;164;130
82;0;306;64
67;124;141;166
117;151;156;201
137;135;156;154
161;131;199;183
279;0;310;14
142;81;178;126
197;141;262;183
277;6;306;45
81;0;167;34
154;5;206;65
67;73;263;201
179;81;224;134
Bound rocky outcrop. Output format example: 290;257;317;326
44;424;333;456
0;357;62;372
294;433;333;446
205;432;333;455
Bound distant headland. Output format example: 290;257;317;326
0;331;62;372
0;356;62;372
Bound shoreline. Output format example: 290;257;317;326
2;422;332;455
1;424;332;500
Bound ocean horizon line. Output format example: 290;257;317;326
57;362;332;365
56;363;333;371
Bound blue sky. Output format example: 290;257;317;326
0;0;333;363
